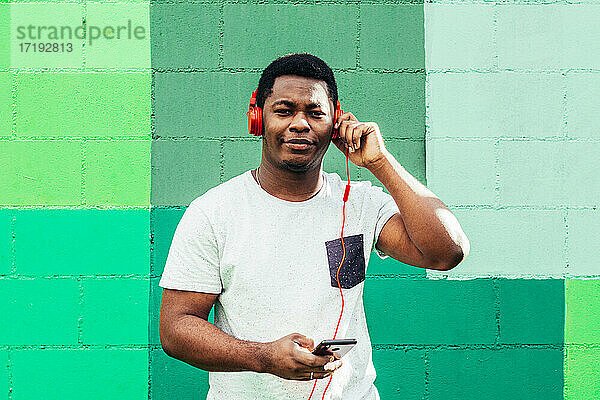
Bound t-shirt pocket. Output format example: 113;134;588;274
325;234;366;289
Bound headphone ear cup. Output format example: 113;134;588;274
247;106;263;136
255;106;263;137
332;100;343;140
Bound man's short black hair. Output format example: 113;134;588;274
255;53;338;112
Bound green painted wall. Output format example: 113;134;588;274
424;2;600;400
2;0;599;399
1;1;152;399
150;2;425;398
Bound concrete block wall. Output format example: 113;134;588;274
149;2;426;399
2;0;598;399
425;2;600;399
1;1;151;399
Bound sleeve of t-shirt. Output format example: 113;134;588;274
158;201;223;294
367;184;400;260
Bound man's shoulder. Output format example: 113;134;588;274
188;170;249;210
324;171;380;193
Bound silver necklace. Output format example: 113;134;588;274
255;167;262;188
255;167;324;196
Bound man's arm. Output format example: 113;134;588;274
332;112;469;271
368;150;470;271
159;288;339;380
159;288;268;373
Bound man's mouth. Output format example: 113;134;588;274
286;138;313;145
284;138;315;151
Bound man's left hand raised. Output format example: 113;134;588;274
331;112;388;169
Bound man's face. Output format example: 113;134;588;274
261;75;335;173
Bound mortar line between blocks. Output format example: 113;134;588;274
7;347;12;400
0;274;152;279
563;208;569;277
11;72;17;139
147;273;152;400
493;138;500;207
150;71;156;140
8;66;593;74
423;348;430;399
218;2;224;70
355;3;361;69
6;68;151;73
149;206;155;275
10;211;16;275
493;278;501;346
562;71;568;138
563;341;568;399
563;280;568;366
219;139;224;183
5;344;150;350
78;277;84;345
81;140;87;206
426;68;595;74
82;1;87;69
491;4;498;71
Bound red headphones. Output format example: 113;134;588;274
246;88;344;139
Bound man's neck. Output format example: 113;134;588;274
253;163;324;202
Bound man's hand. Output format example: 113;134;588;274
331;112;388;169
262;333;342;381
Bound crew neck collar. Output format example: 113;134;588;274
245;170;328;207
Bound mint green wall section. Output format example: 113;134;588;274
425;1;600;398
150;2;425;399
1;2;151;398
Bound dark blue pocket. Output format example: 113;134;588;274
325;234;366;289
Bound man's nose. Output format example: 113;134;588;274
289;112;310;132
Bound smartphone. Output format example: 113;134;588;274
312;339;357;359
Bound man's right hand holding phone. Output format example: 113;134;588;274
261;333;342;381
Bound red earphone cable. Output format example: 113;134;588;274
308;148;351;400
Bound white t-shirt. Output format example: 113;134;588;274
159;169;399;400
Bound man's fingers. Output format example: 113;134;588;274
334;112;357;129
339;120;356;152
296;352;332;369
351;124;363;150
303;371;331;381
324;359;343;371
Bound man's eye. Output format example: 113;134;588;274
276;109;291;115
311;111;324;117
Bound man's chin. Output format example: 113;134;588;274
281;156;315;172
282;160;310;172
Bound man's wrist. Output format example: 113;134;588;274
365;150;393;173
252;341;272;374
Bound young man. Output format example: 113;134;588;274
158;53;470;400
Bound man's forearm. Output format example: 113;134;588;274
367;150;470;264
162;315;268;373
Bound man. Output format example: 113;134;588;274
158;53;470;399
